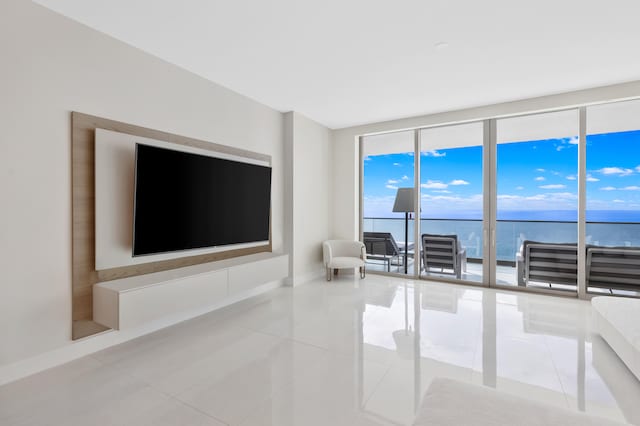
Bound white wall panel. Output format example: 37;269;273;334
0;0;284;372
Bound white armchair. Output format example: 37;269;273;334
322;240;366;281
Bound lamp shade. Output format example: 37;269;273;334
392;187;414;213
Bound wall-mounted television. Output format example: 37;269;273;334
132;143;271;257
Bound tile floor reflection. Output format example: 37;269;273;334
1;275;639;425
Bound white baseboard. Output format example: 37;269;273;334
284;268;324;286
0;279;283;386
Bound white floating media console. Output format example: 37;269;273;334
94;252;288;330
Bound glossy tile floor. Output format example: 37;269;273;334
2;275;640;426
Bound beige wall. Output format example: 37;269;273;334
0;0;285;372
285;112;333;284
332;81;640;241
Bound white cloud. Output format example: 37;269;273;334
613;199;625;203
449;179;469;186
636;165;640;172
598;167;634;176
385;184;398;190
539;184;566;189
496;192;577;211
393;162;401;166
364;156;372;161
550;192;578;200
362;195;398;217
534;176;545;181
387;179;399;184
556;137;579;151
432;190;452;193
622;186;640;191
422;150;446;157
516;186;524;190
401;175;409;180
565;174;598;181
600;186;617;191
421;180;448;189
421;193;483;203
536;168;546;172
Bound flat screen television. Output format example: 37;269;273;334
132;143;271;257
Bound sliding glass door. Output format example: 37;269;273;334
359;100;640;299
494;110;579;294
419;122;485;284
586;100;640;297
361;130;416;276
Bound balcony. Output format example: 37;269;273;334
363;217;640;296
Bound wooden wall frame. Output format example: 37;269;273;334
71;112;272;340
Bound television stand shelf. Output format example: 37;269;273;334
93;252;288;330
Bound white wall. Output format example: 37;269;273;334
332;81;640;241
0;0;285;373
285;112;332;284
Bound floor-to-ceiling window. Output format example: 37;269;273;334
419;122;484;284
586;100;640;297
362;130;416;276
359;100;640;299
495;110;579;293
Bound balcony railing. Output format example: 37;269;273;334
363;217;640;262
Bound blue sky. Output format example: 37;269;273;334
363;130;640;220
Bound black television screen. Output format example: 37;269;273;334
133;143;271;257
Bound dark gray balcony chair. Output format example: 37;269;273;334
516;241;577;287
586;246;640;292
363;232;403;272
421;234;467;279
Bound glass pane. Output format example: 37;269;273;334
496;110;579;292
586;99;640;297
362;130;416;276
419;122;484;283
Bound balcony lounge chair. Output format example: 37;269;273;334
586;246;640;292
516;241;640;292
516;241;577;287
421;234;467;279
363;232;403;272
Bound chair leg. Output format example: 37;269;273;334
360;266;366;279
326;267;332;281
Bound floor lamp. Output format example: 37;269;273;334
392;188;414;274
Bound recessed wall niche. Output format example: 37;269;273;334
71;112;272;339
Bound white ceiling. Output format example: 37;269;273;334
35;0;640;129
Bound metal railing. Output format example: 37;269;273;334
363;217;640;262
